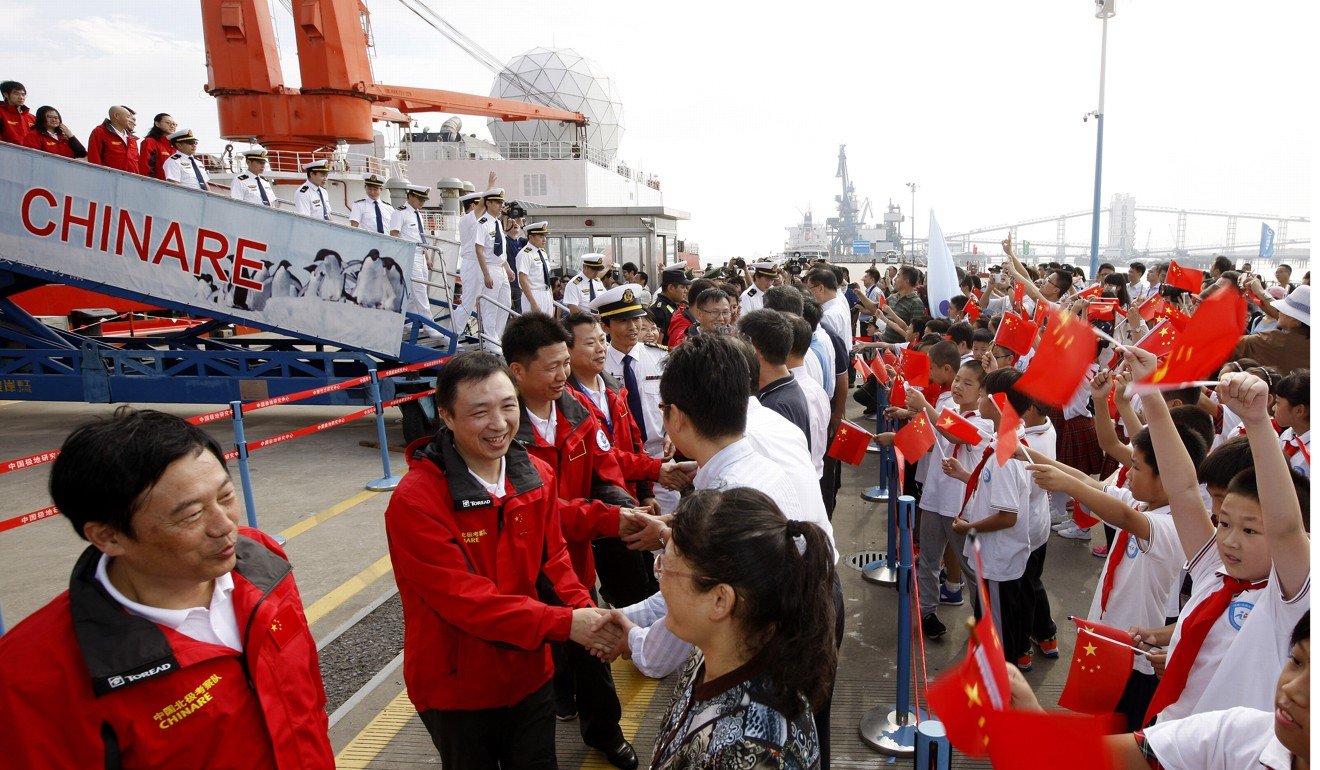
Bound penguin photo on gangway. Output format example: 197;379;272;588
304;248;347;302
378;256;408;313
270;259;305;298
192;273;223;305
354;249;388;309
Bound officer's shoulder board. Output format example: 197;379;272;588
299;185;309;193
478;216;488;223
522;245;535;253
747;288;758;297
644;342;667;351
572;276;583;284
237;173;250;180
397;205;406;210
170;152;183;160
354;197;366;203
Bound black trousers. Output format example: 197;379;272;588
1023;543;1057;643
819;456;842;520
549;637;625;748
1116;670;1159;732
420;680;558;770
813;572;846;769
591;538;658;608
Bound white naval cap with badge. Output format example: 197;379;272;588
525;221;550;237
482;187;505;201
242;145;269;162
750;260;780;278
459;191;484;204
404;183;430;200
302;159;330;173
588;284;648;321
580;253;607;270
167;128;197;144
363;173;385;188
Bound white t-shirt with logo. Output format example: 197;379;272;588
917;391;958;515
1155;537;1311;723
960;451;1031;582
1143;707;1293;770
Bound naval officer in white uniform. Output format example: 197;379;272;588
739;260;779;315
516;221;554;316
229;146;275;205
161;128;211;191
294;160;333;220
348;174;390;232
389;184;442;337
562;253;608;314
476;188;513;350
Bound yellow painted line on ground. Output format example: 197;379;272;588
334;686;415;769
579;658;661;770
278;489;379;541
303;554;393;626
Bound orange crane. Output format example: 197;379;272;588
199;0;586;151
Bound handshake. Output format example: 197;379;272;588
568;607;638;662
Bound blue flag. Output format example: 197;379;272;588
1259;222;1276;258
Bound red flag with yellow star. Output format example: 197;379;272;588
1135;319;1181;358
1167;260;1204;293
965;299;982;323
1015;310;1099;408
893;412;936;462
901;347;931;387
869;355;890;385
1139;286;1247;387
993;312;1037;357
985;708;1122;770
1058;625;1133;714
937;408;985;445
992;393;1021;467
853;356;870;381
826;420;873;466
925;614;1009;758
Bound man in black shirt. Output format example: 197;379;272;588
737;309;813;450
650;264;690;346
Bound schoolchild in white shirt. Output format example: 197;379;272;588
942;365;1032;665
1273;371;1310;478
1124;357;1310;728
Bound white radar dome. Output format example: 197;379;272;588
488;47;624;163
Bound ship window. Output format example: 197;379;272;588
618;237;643;267
565;237;592;272
523;174;547;197
593;237;613;260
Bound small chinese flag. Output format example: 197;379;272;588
1086;297;1121;321
1135;319;1180;359
1012;281;1025;309
1033;300;1049;328
1167;260;1204;293
826;420;873;466
1077;284;1104;300
992;393;1020;467
890;375;907;409
925;612;1010;758
901;348;931;387
882;349;899;366
1137;293;1166;323
853;356;870;381
1071;616;1137;646
937;408;985;445
1140;286;1247;387
1158;302;1192;332
1016;310;1098;409
1058;626;1134;714
869;355;890;384
875;292;887;309
854;335;873;343
965;300;982;322
893;412;936;462
993;312;1038;357
1106;389;1119;420
985;708;1123;770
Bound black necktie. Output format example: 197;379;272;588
622;355;647;442
188;157;206;190
538;248;550;286
588;280;597;301
257;178;269;206
494;221;504;257
374;201;383;232
317;188;328;221
415;211;427;245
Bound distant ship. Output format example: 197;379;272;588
784;210;829;261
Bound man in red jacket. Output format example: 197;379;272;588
0;80;34;144
502;314;667;769
385;351;623;770
0;408;334;769
87;105;143;174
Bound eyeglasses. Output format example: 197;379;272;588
696;307;732;319
653;538;697;581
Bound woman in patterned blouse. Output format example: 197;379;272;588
648;488;837;770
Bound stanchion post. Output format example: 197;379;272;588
0;601;6;636
365;368;404;492
859;494;921;756
229;401;260;530
863;381;899;585
915;721;952;770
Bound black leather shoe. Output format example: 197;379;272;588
602;739;638;770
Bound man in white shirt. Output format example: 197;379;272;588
739;261;778;315
563;254;608;314
348;174;390;232
1127;262;1152;304
784;313;830;477
229;146;275;206
516;221;554;315
805;265;853;343
294;160;333;220
161;128;211;191
390;184;441;337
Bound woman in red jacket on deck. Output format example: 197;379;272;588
22;106;87;159
138;112;177;179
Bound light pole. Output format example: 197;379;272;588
1088;0;1116;279
906;182;918;264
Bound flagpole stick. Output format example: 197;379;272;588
1066;616;1163;653
1129;380;1222;394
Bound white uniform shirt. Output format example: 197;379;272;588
295;182;331;220
1127;279;1152;303
458;210;480;264
739;285;764;315
960;449;1031;582
1143;707;1293;770
1019;420;1057;550
390;204;426;246
228;172;274;205
918;393;962;515
809;327;837;398
1279;427;1310;477
604;341;667;457
163;152;210;191
820;295;852;343
1063;364;1100;420
349;196;391;233
516;245;552;312
95;554;241;651
789;366;830;478
1085;501;1182;675
1156;538;1311;723
479;214;505;267
562;271;605;310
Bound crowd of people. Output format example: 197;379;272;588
0;94;1311;768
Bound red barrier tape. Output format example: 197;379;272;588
0;506;60;534
382;389;436;409
245;406;377;454
379;356;448;379
0;449;60;476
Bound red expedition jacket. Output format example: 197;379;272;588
385;431;593;713
569;373;662;502
516;389;652;587
87;120;143;174
0;528;333;770
139;134;174;179
668;305;695;348
0;102;33;144
23;128;88;159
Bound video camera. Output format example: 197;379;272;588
502;200;528;220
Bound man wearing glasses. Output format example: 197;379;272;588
162;129;213;192
689;287;735;337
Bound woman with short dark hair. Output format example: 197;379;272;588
22;106;87;159
649;488;836;770
139;112;177;179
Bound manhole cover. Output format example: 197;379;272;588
843;550;887;571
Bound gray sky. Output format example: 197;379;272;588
6;1;1314;258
